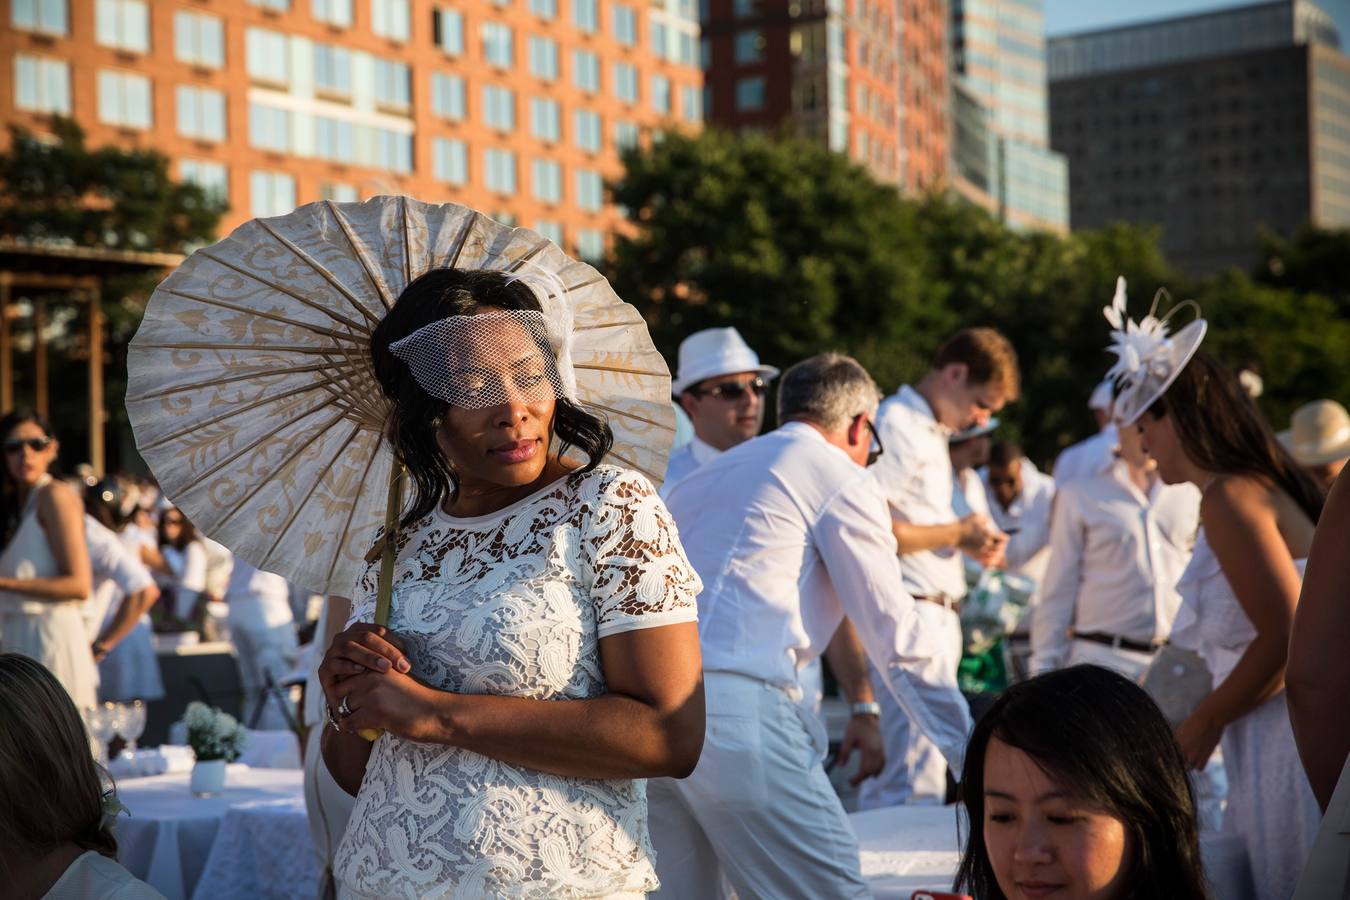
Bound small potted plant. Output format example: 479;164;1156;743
183;701;246;796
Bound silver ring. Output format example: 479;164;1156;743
338;695;352;718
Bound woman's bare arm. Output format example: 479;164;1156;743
0;482;92;601
93;585;160;660
1288;470;1350;810
332;621;705;781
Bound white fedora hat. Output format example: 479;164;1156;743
949;417;1000;444
1278;399;1350;467
671;327;779;396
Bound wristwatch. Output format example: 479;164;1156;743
850;701;882;718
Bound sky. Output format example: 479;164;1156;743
1044;0;1350;44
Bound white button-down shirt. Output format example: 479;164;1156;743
83;516;155;640
953;468;991;519
664;421;973;774
871;386;966;599
1051;425;1118;485
1030;460;1200;674
981;460;1056;572
659;435;722;500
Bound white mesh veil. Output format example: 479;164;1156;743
388;267;580;410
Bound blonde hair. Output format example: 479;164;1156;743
0;654;117;870
933;327;1021;402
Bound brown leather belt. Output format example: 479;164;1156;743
913;594;961;615
1071;630;1164;654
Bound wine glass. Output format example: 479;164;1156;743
84;705;117;767
121;700;147;754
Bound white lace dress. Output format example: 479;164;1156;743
334;466;701;899
1171;526;1320;900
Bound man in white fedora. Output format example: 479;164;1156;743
1280;399;1350;492
662;327;779;497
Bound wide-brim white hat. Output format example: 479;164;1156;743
1103;277;1207;427
671;326;779;395
1113;319;1206;426
1278;400;1350;467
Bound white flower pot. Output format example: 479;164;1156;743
190;759;226;796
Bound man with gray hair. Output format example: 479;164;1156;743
648;353;973;898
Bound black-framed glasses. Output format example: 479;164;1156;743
865;418;884;467
3;437;53;455
691;378;767;402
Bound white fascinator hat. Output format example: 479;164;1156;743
1103;276;1207;426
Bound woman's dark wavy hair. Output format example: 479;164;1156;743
370;268;613;526
1;409;55;550
955;666;1210;900
1146;350;1323;523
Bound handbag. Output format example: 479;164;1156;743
1139;644;1212;727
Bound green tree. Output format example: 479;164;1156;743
1254;226;1350;315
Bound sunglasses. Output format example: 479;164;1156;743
691;378;767;402
865;418;884;467
3;437;53;455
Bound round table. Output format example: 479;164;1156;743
114;765;317;900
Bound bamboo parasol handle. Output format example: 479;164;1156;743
358;462;404;743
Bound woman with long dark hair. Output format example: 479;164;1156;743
0;410;96;708
955;665;1209;900
1105;281;1321;900
317;268;704;897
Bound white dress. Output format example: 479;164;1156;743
84;518;164;702
1171;527;1320;900
0;476;98;708
334;466;701;899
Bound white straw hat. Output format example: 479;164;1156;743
671;327;779;396
1278;400;1350;467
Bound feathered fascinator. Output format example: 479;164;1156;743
1103;276;1207;425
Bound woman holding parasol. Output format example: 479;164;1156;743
126;200;704;897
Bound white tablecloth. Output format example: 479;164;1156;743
114;765;314;900
850;803;1256;900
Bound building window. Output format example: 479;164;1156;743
181;159;228;202
374;128;413;173
735;76;765;110
13;55;71;115
432;137;468;185
251;170;296;218
534;220;563;244
485;148;517;195
577;229;604;262
11;0;67;35
532;158;562;203
733;0;756;16
315;117;355;162
530;0;556;18
680;84;701;123
177;86;226;142
614;120;639;150
678;30;696;65
98;70;152;129
651;20;668;59
431;73;466;120
651;74;670;114
375;58;411;110
530;97;561;142
174;11;224;68
371;0;411;41
97;0;150;53
575;168;603;211
246;28;290;86
613;62;638;104
313;0;352;26
572;0;598;33
434;8;464;55
574;108;602;152
482;84;516;131
482;22;514;68
315;44;353;97
249;103;291;152
735;29;764;64
529;36;559;80
321;182;359;202
249;0;290;9
612;4;637;45
573;50;600;93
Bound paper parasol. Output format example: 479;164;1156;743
127;196;677;600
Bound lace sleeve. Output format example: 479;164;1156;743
344;538;383;628
584;469;701;639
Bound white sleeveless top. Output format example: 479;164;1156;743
0;475;62;614
334;466;700;898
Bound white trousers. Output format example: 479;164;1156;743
648;672;870;899
856;602;962;810
1066;637;1155;680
